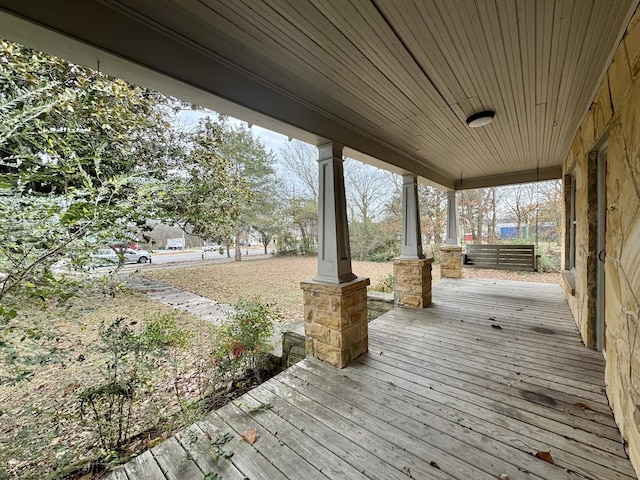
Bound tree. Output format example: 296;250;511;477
458;188;493;243
0;40;250;380
418;185;448;259
278;141;320;255
215;121;278;261
344;160;389;225
280;140;318;202
503;184;539;239
148;117;250;244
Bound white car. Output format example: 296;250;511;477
202;244;219;252
93;248;152;265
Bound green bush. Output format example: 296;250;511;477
537;251;561;272
371;273;394;293
211;298;282;385
77;313;190;453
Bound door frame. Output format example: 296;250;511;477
596;143;607;353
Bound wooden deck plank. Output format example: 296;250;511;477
358;353;625;450
232;393;369;479
371;321;607;386
369;328;609;401
108;278;636;480
151;436;203;480
196;413;289;480
269;371;471;479
215;401;329;479
368;331;616;425
300;358;636;479
254;373;456;480
288;362;582;480
123;450;165;479
174;424;247;480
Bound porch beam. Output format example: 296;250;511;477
454;166;562;190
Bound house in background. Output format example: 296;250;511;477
1;0;639;476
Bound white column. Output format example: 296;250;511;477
446;190;460;246
399;174;425;259
314;143;356;284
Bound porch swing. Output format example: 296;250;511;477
461;168;541;272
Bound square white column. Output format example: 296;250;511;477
399;174;425;259
314;143;356;284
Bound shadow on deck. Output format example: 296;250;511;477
107;278;637;480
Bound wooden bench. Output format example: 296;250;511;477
462;244;539;272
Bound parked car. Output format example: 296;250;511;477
93;248;152;265
202;244;219;252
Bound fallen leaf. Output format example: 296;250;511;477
535;451;554;464
574;402;592;410
241;427;258;445
430;461;440;469
491;324;503;330
488;317;496;321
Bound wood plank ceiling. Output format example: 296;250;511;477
1;0;638;188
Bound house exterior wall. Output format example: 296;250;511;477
562;7;640;475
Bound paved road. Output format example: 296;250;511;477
152;247;267;264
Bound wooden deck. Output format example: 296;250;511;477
107;278;637;480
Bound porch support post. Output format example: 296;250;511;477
394;174;432;308
441;190;464;278
445;190;460;246
300;142;369;368
399;174;426;260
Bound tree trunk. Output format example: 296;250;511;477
235;233;242;262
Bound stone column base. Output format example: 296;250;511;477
300;277;370;368
393;257;433;308
440;245;464;278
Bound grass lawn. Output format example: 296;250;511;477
142;256;395;321
142;256;560;322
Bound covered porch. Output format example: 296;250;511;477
107;278;635;480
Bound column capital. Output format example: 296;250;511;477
317;142;345;161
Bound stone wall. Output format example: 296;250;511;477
367;291;394;321
562;7;640;475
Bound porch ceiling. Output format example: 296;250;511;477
1;0;638;189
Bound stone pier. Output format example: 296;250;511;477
301;277;370;368
393;257;433;307
440;245;464;278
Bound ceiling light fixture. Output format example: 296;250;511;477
466;110;495;128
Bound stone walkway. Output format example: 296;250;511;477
124;276;234;326
123;275;297;358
